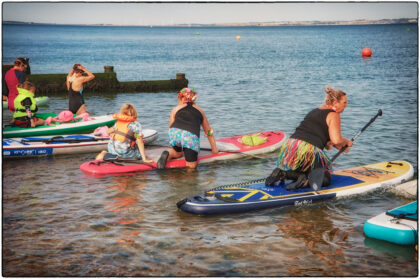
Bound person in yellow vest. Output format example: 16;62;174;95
95;104;153;162
13;81;45;128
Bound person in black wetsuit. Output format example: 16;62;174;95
157;88;219;169
66;64;95;114
265;86;353;190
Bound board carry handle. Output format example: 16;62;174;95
309;109;383;191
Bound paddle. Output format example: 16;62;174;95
21;136;109;144
308;109;383;191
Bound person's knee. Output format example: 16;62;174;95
95;150;107;160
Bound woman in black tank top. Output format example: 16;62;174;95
266;86;353;190
157;88;219;169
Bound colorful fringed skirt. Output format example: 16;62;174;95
277;138;331;173
168;127;200;153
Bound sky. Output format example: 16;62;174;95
2;1;418;26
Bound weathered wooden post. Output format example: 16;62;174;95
104;66;114;73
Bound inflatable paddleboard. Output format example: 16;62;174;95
3;96;49;109
3;113;116;138
3;129;158;159
390;179;417;198
364;201;418;245
177;161;414;215
80;130;286;175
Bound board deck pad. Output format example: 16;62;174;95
386;202;418;221
208;174;364;203
80;130;286;175
177;161;414;215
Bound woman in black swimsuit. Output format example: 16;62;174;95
66;64;95;114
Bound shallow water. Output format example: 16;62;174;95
2;23;418;276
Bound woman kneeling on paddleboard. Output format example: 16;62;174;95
96;104;153;163
265;86;353;190
157;88;219;169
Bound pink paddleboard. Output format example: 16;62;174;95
80;130;286;175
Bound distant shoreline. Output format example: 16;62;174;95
3;18;417;27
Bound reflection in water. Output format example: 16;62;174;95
364;237;417;261
2;158;418;276
105;176;147;244
273;206;350;276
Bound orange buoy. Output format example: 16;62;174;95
236;35;241;40
362;48;372;57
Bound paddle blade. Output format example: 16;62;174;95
308;168;325;191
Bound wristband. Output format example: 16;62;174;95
207;128;214;136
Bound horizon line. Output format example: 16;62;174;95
3;17;417;27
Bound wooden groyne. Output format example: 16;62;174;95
2;64;188;96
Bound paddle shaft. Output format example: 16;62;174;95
330;109;382;163
21;137;109;143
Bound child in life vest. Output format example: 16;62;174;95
95;104;153;162
13;81;45;128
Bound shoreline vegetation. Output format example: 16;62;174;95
3;18;417;27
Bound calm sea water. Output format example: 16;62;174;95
2;23;418;276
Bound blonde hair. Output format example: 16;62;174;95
324;86;346;105
120;103;138;119
17;81;36;92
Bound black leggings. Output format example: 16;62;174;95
172;145;198;162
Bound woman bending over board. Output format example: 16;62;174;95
265;86;353;190
157;87;219;169
96;104;153;162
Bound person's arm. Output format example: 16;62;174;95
107;127;115;134
79;66;95;83
197;106;219;154
326;112;353;152
136;137;153;163
169;107;176;127
169;105;183;127
66;69;75;90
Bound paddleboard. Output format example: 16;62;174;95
3;113;116;138
364;201;418;245
2;129;158;159
177;161;414;215
3;96;50;109
80;130;286;175
390;179;417;198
